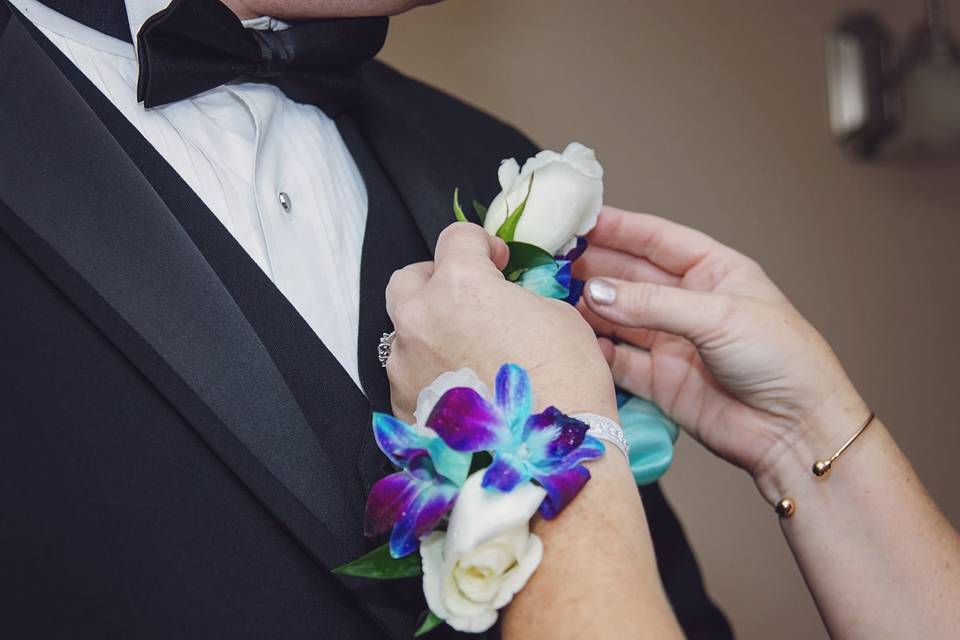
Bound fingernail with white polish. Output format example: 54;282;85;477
587;278;616;305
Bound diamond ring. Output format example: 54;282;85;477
378;330;396;368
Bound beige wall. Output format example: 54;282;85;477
381;2;960;638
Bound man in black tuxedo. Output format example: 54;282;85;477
0;0;732;637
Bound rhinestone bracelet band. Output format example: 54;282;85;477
572;413;630;462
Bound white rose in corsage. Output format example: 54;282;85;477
453;142;604;305
334;364;606;637
420;471;546;633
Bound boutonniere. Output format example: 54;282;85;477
335;364;604;636
454;142;602;305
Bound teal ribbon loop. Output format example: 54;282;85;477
616;391;679;485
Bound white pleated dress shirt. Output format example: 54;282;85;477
12;0;369;388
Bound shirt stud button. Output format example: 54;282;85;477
278;192;292;213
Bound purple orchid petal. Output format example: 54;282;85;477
562;434;606;466
534;465;592;520
388;480;459;558
406;451;439;481
373;412;428;468
554;261;573;289
411;481;459;539
426;387;509;452
524;407;589;460
364;470;421;536
553;261;585;306
563;277;585;306
556;236;588;262
494;364;533;436
481;454;531;493
535;434;606;475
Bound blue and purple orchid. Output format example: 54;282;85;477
425;363;604;520
364;363;603;558
364;413;470;558
515;237;588;306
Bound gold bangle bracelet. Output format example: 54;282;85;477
776;411;877;519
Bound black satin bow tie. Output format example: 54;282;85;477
136;0;388;114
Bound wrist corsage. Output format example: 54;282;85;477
336;364;607;635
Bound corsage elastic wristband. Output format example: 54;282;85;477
572;413;630;462
775;410;877;519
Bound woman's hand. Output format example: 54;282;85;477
576;208;960;640
384;222;617;424
575;207;868;498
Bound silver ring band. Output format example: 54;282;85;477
378;331;396;368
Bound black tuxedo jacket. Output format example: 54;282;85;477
0;3;732;638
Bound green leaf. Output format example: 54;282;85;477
332;543;422;579
453;188;468;223
414;611;444;637
468;451;493;475
505;269;525;282
503;241;555;276
494;173;535;242
472;199;488;224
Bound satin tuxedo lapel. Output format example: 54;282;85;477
0;7;417;636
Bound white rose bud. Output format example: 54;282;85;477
483;141;604;256
420;471;546;633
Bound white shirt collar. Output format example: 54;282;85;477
125;0;289;57
125;0;173;48
240;16;291;31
